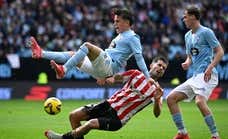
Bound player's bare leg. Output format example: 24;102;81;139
195;95;220;138
167;92;187;114
45;118;99;139
69;107;89;129
71;119;99;137
167;92;189;139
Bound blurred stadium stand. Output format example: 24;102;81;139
0;0;227;100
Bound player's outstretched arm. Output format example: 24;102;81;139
105;74;123;85
134;53;150;79
153;85;163;118
96;78;106;86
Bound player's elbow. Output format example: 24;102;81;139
220;46;224;56
216;45;224;57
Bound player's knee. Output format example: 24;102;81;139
166;97;172;107
69;108;84;121
166;94;176;105
195;95;207;105
69;110;77;120
83;42;91;47
86;119;99;129
80;42;89;54
69;51;75;57
195;98;203;106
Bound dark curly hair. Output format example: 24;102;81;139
186;5;201;20
113;8;134;25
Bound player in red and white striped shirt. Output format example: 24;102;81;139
45;56;168;139
107;69;162;125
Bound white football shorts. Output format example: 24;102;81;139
170;73;218;100
79;51;114;78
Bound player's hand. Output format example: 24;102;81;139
204;65;213;82
96;78;106;85
105;77;115;85
146;78;163;99
147;78;156;85
181;62;190;70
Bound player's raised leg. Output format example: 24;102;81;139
26;36;75;63
51;42;102;79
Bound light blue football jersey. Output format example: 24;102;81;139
105;29;149;78
185;25;220;75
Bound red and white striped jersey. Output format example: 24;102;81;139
107;69;158;125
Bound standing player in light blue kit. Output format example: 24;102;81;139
27;8;151;84
167;5;224;139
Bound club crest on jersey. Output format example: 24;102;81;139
190;47;199;56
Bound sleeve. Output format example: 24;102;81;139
185;33;190;55
128;35;150;79
118;70;135;83
128;35;142;54
134;53;150;79
205;29;220;48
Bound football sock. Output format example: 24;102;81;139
62;131;84;139
64;44;88;72
172;113;187;134
204;114;219;137
62;132;74;139
42;51;72;63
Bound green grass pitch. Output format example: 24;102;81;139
0;99;227;139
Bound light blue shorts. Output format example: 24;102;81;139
169;73;218;100
79;51;114;78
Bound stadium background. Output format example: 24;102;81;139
0;0;227;100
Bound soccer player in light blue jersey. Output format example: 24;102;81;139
167;5;224;139
27;8;151;84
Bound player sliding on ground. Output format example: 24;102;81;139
44;56;168;139
26;8;151;84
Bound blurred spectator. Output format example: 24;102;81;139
0;0;227;61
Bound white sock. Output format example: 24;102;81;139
178;129;188;134
212;132;219;137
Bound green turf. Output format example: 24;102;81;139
0;99;227;139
